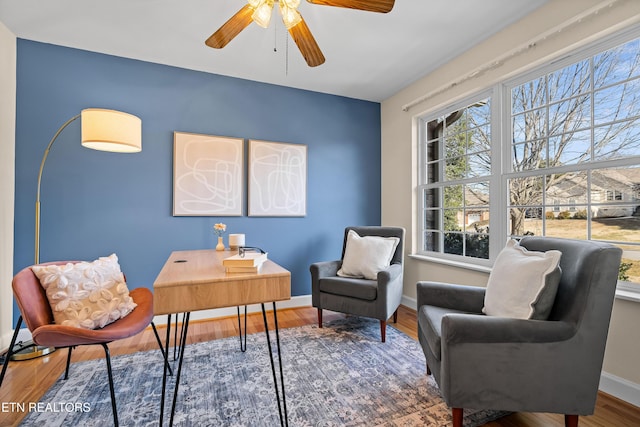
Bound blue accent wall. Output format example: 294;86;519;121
13;40;381;323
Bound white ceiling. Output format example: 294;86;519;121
0;0;548;102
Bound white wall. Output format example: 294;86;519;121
382;0;640;404
0;21;16;349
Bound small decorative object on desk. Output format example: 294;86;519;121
213;223;226;251
228;233;245;250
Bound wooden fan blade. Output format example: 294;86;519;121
288;16;325;67
205;4;254;49
306;0;394;13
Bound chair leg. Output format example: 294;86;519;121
380;320;386;343
317;308;323;328
64;347;73;380
393;309;398;323
0;316;22;389
151;322;174;376
101;343;119;427
452;407;463;427
565;414;579;427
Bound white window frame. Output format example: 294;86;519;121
414;26;640;292
416;89;502;267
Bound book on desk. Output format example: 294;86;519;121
223;252;268;273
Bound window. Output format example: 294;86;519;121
417;29;640;284
419;97;492;259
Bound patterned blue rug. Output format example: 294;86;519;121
20;317;508;426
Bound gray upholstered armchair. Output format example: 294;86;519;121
417;236;622;427
310;226;405;342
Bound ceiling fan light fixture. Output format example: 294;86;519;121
251;0;274;28
280;3;302;29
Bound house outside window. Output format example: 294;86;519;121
417;28;640;284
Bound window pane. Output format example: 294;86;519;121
546;171;589;208
592;214;640;243
545;206;588;239
465;208;489;232
591;166;640;207
513;108;547;143
594;38;640;89
424;231;441;252
424;208;441;230
465;182;490;207
548;96;591;135
468;124;491;153
512;140;547;171
509;176;544;206
444;133;466;158
512;77;546;114
444;185;463;208
467;151;491;178
423;188;440;209
465;233;490;259
467;99;491;127
446;157;468;180
594;78;640;125
443;209;462;231
444;233;463;255
509;208;543;237
593;120;640;161
548;129;591;166
548;59;590;102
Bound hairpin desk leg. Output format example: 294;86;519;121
152;322;173;376
159;314;172;427
261;302;288;427
237;305;247;352
169;311;190;427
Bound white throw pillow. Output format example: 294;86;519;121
337;230;400;280
483;239;562;320
32;254;137;330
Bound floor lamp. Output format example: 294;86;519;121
10;108;142;361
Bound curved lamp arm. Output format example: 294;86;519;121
33;108;141;265
34;114;81;265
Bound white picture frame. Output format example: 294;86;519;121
173;132;244;216
248;140;307;217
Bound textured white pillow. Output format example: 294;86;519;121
483;239;562;319
337;230;400;280
32;254;137;330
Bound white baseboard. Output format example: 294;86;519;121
1;328;32;354
401;294;417;311
402;294;640;408
151;294;312;326
600;371;640;408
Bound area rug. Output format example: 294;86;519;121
20;317;508;426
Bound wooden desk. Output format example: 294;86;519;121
154;249;291;314
153;249;291;427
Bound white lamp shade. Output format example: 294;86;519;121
81;108;142;153
229;234;246;248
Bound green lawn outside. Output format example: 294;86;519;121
522;217;640;283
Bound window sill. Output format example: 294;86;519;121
616;282;640;303
408;253;492;274
410;254;640;303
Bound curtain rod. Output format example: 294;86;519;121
401;0;619;112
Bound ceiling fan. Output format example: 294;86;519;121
205;0;395;67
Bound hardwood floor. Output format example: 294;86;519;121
1;305;638;426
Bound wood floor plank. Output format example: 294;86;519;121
1;305;638;427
